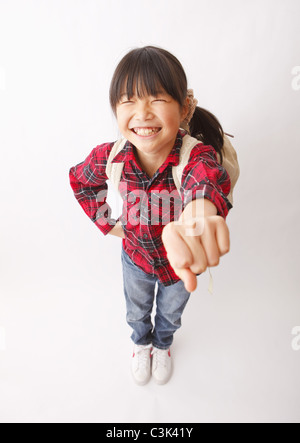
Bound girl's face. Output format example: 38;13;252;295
116;90;188;161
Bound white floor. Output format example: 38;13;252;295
1;233;300;423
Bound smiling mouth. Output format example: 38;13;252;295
131;127;161;136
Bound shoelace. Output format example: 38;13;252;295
134;344;152;369
151;348;169;369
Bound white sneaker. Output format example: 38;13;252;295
131;344;152;386
151;347;172;385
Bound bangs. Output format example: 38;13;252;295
109;46;187;112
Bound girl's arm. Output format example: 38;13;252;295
162;144;232;292
69;143;118;236
162;198;230;292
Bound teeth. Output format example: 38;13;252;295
133;127;160;136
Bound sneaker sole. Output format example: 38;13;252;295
152;366;173;385
131;372;151;386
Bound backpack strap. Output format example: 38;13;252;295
105;138;127;193
172;134;203;193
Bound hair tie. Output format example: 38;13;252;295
180;89;198;133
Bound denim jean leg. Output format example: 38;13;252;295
152;279;191;350
121;248;156;346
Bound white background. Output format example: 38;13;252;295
0;0;300;423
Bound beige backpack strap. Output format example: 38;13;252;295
105;138;127;193
172;134;202;192
216;135;240;205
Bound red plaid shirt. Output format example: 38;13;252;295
69;130;232;286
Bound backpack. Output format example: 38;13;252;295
105;133;239;205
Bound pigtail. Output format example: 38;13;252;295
189;106;224;164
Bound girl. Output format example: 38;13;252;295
69;46;238;386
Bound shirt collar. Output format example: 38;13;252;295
111;129;187;166
111;139;135;164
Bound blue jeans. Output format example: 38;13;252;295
121;248;191;350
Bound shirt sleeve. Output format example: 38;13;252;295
180;144;232;219
69;142;117;235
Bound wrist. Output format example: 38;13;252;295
109;221;125;238
179;198;217;223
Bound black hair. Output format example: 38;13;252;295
109;46;224;163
